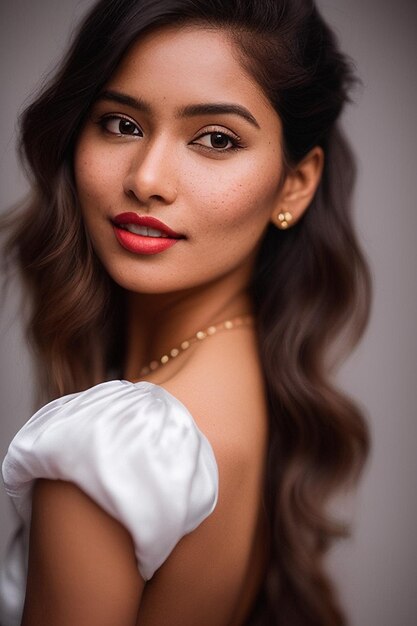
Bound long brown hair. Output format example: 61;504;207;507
2;1;371;624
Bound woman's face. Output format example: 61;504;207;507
74;25;285;294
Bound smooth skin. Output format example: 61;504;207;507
22;25;323;626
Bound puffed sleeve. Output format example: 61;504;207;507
2;380;219;581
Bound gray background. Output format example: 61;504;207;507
1;1;416;624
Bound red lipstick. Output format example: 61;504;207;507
112;212;185;256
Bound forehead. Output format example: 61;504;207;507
105;24;279;123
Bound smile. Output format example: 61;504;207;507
112;212;184;238
111;212;185;255
118;224;169;238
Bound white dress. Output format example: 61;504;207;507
0;380;219;626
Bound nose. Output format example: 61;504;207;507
123;136;178;206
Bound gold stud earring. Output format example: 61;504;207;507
276;210;293;229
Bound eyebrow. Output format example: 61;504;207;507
177;103;260;129
96;90;260;129
96;90;151;113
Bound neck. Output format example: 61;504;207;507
122;273;254;381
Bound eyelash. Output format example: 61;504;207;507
96;114;244;153
191;126;243;153
97;114;142;137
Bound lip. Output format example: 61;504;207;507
112;212;184;239
111;212;184;256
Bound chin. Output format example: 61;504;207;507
103;266;190;295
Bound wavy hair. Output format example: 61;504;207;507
2;0;371;624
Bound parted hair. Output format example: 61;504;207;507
3;1;371;624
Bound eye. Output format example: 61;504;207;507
198;132;233;150
191;129;242;152
98;115;142;137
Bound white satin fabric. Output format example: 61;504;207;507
0;380;219;626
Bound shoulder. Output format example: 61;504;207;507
134;327;270;624
159;322;269;465
4;379;219;581
153;322;269;533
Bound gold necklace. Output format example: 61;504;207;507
138;313;255;377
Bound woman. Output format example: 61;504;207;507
0;0;371;624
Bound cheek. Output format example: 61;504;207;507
73;137;124;212
190;155;282;239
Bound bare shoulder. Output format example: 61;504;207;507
156;324;269;508
136;325;269;625
160;323;269;459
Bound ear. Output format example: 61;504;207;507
270;146;324;229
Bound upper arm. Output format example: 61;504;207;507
22;479;145;626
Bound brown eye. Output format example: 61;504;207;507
118;119;139;135
100;115;142;136
210;133;231;149
192;130;240;152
